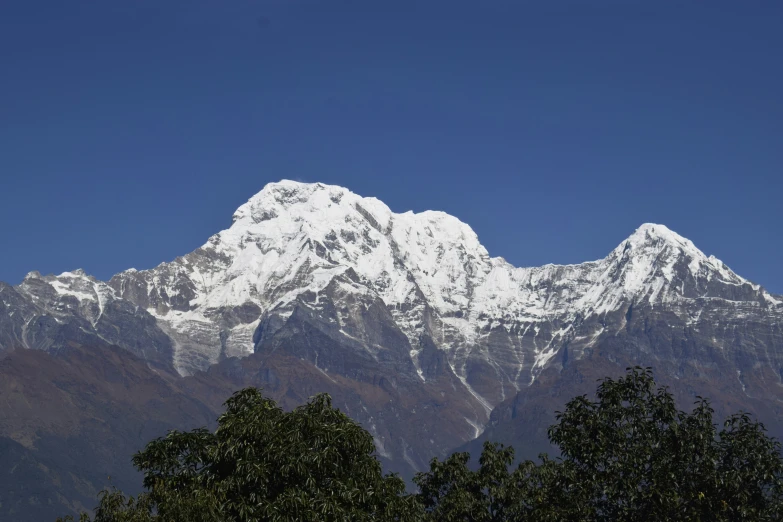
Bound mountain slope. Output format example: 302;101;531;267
103;181;782;405
0;180;781;521
0;344;217;521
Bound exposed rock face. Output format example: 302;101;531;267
462;306;783;465
0;272;175;373
0;180;781;521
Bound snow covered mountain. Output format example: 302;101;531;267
2;180;783;520
4;180;781;410
105;182;781;401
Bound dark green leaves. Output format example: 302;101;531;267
61;388;420;522
414;367;783;521
541;368;783;520
59;369;783;521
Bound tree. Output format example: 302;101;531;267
61;368;783;521
547;367;783;521
58;388;421;522
414;367;783;521
414;441;515;521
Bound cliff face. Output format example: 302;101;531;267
464;298;783;464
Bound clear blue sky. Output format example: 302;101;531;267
1;0;781;293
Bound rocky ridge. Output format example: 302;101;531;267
1;180;781;476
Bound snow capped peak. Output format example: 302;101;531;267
58;268;91;280
22;269;99;289
232;180;340;223
229;180;482;244
100;181;779;378
634;222;681;237
581;223;766;311
215;181;488;304
610;222;730;285
205;181;490;314
15;268;118;329
620;223;703;257
158;184;772;324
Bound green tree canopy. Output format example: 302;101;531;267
59;389;420;522
413;367;783;521
60;367;783;521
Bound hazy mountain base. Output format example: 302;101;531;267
5;333;783;521
3;291;783;520
0;345;217;521
53;369;783;522
0;324;480;522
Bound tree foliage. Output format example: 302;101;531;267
59;367;783;521
58;389;419;522
546;367;783;520
413;367;783;521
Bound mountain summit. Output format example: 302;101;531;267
7;181;779;392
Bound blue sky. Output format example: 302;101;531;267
1;0;782;293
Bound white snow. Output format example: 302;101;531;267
464;416;486;439
135;185;772;349
49;280;95;302
30;182;779;401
